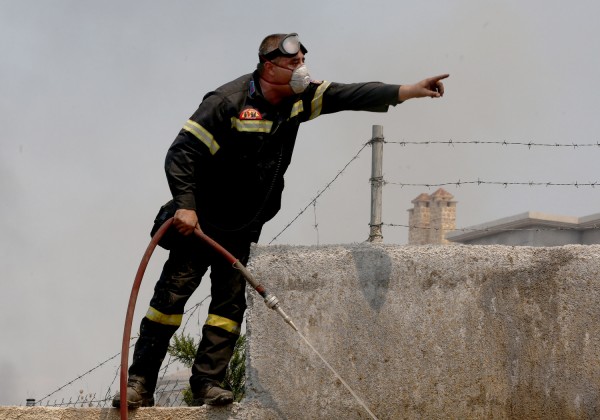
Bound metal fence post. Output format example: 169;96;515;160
368;125;384;242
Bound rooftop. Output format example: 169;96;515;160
446;211;600;242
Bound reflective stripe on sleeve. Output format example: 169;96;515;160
290;100;304;119
309;81;331;120
230;117;273;133
145;307;183;326
205;313;241;335
183;120;220;155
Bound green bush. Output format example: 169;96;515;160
167;332;246;405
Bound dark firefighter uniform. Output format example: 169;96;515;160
128;70;402;394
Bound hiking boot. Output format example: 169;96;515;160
112;378;155;408
191;383;234;406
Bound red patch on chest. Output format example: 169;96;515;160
239;108;263;120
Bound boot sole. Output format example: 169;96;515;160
193;394;233;406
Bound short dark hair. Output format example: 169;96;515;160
258;34;287;57
257;34;286;74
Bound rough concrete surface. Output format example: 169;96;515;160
0;402;279;419
245;244;600;420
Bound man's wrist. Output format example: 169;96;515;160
398;85;414;102
174;194;196;212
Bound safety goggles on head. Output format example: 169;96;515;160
260;33;308;61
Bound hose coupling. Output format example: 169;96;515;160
263;294;280;310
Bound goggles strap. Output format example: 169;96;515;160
260;33;307;61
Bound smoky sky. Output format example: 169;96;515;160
1;0;599;406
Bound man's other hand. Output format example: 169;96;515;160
173;208;200;235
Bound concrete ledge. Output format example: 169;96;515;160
245;244;600;419
0;402;279;419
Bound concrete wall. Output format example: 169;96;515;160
245;244;600;419
4;244;600;420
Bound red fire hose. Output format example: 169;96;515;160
119;217;172;419
119;218;297;419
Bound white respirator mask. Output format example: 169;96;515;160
289;64;311;94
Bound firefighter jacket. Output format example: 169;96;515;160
165;70;401;233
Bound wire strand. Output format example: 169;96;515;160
385;180;598;188
383;222;600;233
386;139;600;148
36;297;212;406
268;140;370;244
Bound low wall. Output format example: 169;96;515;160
4;244;599;420
0;403;278;419
245;244;600;419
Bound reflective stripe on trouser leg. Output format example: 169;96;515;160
145;306;183;326
190;237;251;389
205;313;241;335
128;306;183;388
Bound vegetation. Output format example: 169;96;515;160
167;332;246;405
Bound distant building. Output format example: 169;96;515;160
446;212;600;246
154;369;189;407
408;188;457;245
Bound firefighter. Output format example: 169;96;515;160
113;33;448;408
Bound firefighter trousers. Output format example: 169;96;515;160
128;227;257;393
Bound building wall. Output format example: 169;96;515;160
583;229;600;244
458;226;583;246
447;212;600;246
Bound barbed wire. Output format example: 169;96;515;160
36;296;212;407
41;379;188;408
267;138;600;244
385;139;600;148
33;135;600;407
385;179;598;188
41;392;109;408
268;140;371;244
383;222;600;233
101;364;121;407
35;338;137;406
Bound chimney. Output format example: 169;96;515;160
408;189;456;244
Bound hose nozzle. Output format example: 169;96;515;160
264;293;298;331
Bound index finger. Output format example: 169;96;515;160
430;73;450;82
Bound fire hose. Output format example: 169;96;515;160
119;217;297;420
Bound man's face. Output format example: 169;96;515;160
272;51;305;71
268;51;305;83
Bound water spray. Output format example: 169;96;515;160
120;218;378;420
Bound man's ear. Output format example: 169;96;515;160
263;61;274;75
